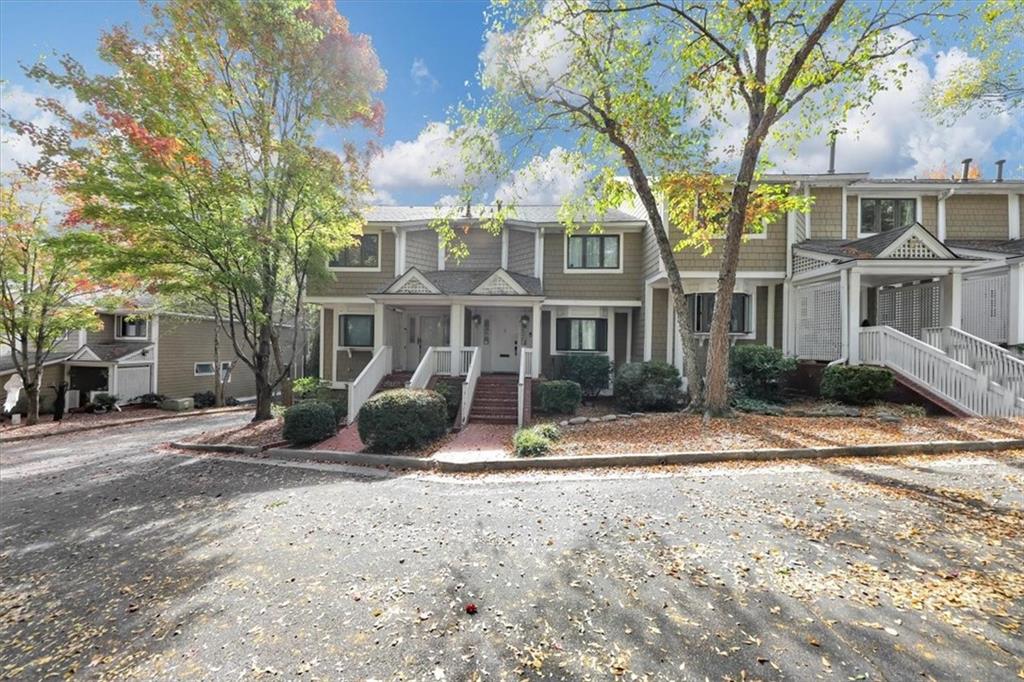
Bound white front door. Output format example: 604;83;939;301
488;309;521;373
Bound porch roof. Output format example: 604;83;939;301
946;238;1024;258
0;352;73;375
70;342;154;363
798;223;969;262
376;268;543;296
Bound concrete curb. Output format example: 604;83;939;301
169;441;264;455
172;437;1024;474
2;407;251;444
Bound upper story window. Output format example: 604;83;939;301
116;315;148;339
555;318;608;352
340;314;374;348
567;234;619;271
685;293;749;334
860;198;915;233
330;234;380;269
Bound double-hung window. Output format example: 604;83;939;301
555;318;608;352
685;293;750;334
860;198;916;233
566;234;619;270
117;315;148;339
330;234;380;269
340;314;374;348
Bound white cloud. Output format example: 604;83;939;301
494;147;585;204
480;5;576;97
369;122;466;191
410;57;438;92
1;83;88;170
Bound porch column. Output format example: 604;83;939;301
531;302;542;377
1009;262;1024;345
782;282;793;355
939;272;962;329
373;303;384;353
839;269;850;360
449;303;464;373
847;269;861;364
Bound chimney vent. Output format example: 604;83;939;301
995;159;1005;182
960;158;972;182
827;131;837;174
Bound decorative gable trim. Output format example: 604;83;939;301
877;225;956;260
792;249;840;275
69;346;101;362
471;269;528;296
384;268;441;295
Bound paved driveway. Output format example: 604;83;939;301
1;415;1022;680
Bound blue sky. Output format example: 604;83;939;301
2;1;1021;206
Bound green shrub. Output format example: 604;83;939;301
324;398;347;425
513;425;555;457
820;365;894;405
192;391;216;408
357;389;447;453
729;345;797;399
292;376;325;399
561;354;611;401
533;422;561;441
283;401;337;446
537;380;582;414
731;395;784;416
614;361;683;412
434;381;462;425
93;393;118;410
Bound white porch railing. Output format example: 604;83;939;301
922;326;1024;402
860;326;1023;417
460;347;481;427
408;346;438;389
408;346;476;389
517;347;534;427
346;346;392;424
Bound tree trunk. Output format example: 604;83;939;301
24;382;40;426
253;372;273;421
252;317;275;421
270;330;293;407
213;322;225;407
703;134;763;417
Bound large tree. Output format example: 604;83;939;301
14;0;386;420
0;178;102;425
454;0;953;415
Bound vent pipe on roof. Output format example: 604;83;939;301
960;158;972;182
827;130;837;174
995;159;1005;182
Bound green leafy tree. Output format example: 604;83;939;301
0;177;102;424
450;0;954;417
14;0;386;420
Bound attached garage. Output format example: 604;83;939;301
116;365;153;401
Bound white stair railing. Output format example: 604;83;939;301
460;347;481;427
346;346;392;424
922;326;1024;402
408;346;437;389
860;326;1023;417
434;347;454;376
517;347;534;427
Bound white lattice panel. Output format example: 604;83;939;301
963;274;1009;343
795;280;841;360
888;236;940;259
877;281;941;339
474;276;518;295
792;254;831;275
395;276;433;294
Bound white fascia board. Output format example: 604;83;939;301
543;298;643;307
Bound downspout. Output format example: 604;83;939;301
937;187;956;242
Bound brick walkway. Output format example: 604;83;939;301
431;423;513;462
313;423;365;452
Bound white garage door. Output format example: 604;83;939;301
117;365;153;401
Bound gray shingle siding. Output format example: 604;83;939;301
543;230;643;300
446;229;501;270
308;232;396;298
671;215;787;271
406;229;438;271
650;288;668;362
508;228;535;275
946;194;1011;239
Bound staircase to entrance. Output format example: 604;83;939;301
468;374;519;424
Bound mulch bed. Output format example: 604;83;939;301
190;416;284;447
548;413;1024;456
0;407;168;438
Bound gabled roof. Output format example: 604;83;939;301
70;342;154;363
946;238;1024;257
377;268;543;296
797;224;961;261
0;352;74;376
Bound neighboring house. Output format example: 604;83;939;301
0;310;292;413
309;168;1024;423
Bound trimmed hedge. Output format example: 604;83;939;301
434;381;462;425
513;423;560;457
729;345;797;399
561;354;611;401
357;389;447;453
615;361;682;412
537;380;582;414
192;391;216;408
820;365;895;405
283;400;338;446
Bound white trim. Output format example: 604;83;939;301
841;185;848;239
470;269;529;296
657;270;787;280
150;315;159;393
766;284;776;348
394;227;405;277
855;194;923;238
534;228;543;281
643;283;653;361
839;269;850;359
682;289;758;341
876;224;956;260
318;307;325;380
382;267;441;295
69;347;102;362
804;184;812;237
113;314;150;341
543;298;642;307
1009;193;1021;240
562;231;624;274
336;311;376;351
194;361;216;377
500;227;509;269
626;308;633;361
437;238;445;271
327;231;383;273
305;295;374;304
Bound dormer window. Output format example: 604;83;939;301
330;234;380;270
116;315;148;339
860;198;916;233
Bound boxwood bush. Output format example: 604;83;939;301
282;400;338;446
614;361;682;412
820;365;895;405
357;389;447;453
434;381;462;425
729;345;797;399
513;424;560;457
537;380;582;414
561;354;611;401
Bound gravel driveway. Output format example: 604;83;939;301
1;414;1022;680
